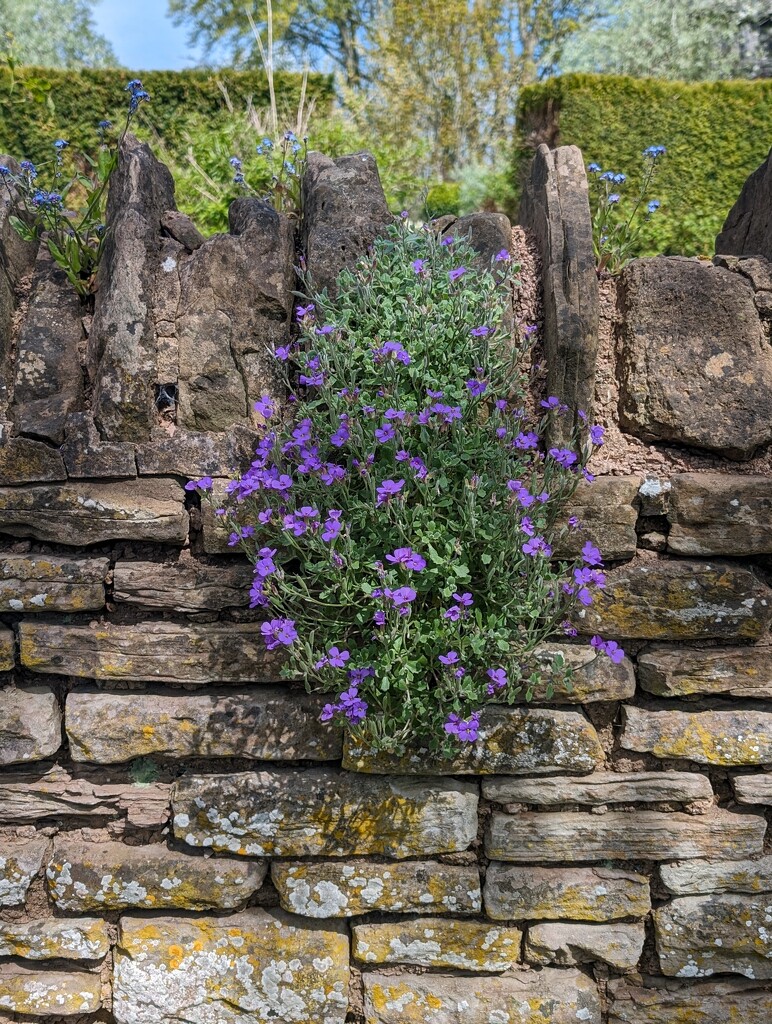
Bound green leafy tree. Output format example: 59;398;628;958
0;0;117;69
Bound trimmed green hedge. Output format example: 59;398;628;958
0;67;333;167
515;74;772;257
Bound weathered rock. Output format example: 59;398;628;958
617;257;772;459
555;476;640;561
0;625;13;670
0;686;61;766
733;775;772;804
655;893;772;978
302;151;392;296
484;864;651;921
0;838;47;906
608;976;772;1024
12;247;84;444
0;159;38;292
755;289;772;317
483;770;712;807
668;474;772;555
0;479;188;545
113;910;349;1024
135;425;259;477
61;411;137;478
66;687;341;763
0;964;102;1016
621;705;772;766
638;645;772;698
0;918;110;961
47;839;266;911
271;859;481;918
161;209;205;250
525;921;645;971
176;199;293;432
363;969;601;1024
343;706;602;775
89;134;177;441
578;559;772;640
173;770;478;858
521;641;636;703
486;808;765;862
660;855;772;895
113;557;252;612
20;621;277;683
353;918;521;971
716;146;772;262
0;553;107;612
200;477;235;553
638;476;671;515
0;436;66;484
450;212;513;269
519;144;599;437
733;256;772;292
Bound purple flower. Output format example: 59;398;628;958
316;324;334;335
471;325;490;337
249;578;268;609
299;371;324;387
376;478;405;506
315;646;350;670
253;395;275;419
582;541;603;566
441;235;454;246
514;431;539;450
322;510;343;542
275;344;292;361
453;592;473;607
448;266;467;282
465;379;488;398
495;248;510;262
296;303;315;319
260;617;298;650
184;476;213;492
349;667;374;685
583;468;595;483
374;340;411;365
549;447;578;469
409;456;428;480
439;651;460;666
330;416;350;447
562;620;578;638
540;396;568;413
411;258;426;274
523;535;552;557
254;546;278;578
568;515;581;530
391;586;417;607
386;547;426;571
375;422;396;444
486;668;508;695
321;463;346;486
590;424;605;445
520;516;535;537
228;525;255;546
444;606;461;621
590;635;625;664
426;388;444;399
444;711;480;742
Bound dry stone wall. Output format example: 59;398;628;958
0;136;770;1023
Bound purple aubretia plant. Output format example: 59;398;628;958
192;222;614;755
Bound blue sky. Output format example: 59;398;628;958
92;0;202;70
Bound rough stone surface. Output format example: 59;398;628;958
200;477;234;553
617;257;772;459
271;859;481;918
302;150;392;296
113;557;252;612
484;864;651;921
655;893;772;979
523;641;636;703
47;839;266;911
578;559;772;640
0;838;47;906
638;645;772;698
66;687;341;763
486;808;765;863
554;476;640;561
483;770;712;807
363;969;601;1024
0;553;107;612
716;145;772;262
20;621;277;683
733;775;772;804
519;144;599;438
0;436;66;484
0;625;13;671
449;212;513;269
173;770;479;858
668;474;772;555
353;918;521;971
0;918;110;961
0;479;188;545
0;686;61;765
0;964;102;1016
660;855;772;895
621;705;772;766
61;412;137;478
608;977;772;1024
113;910;349;1024
343;706;602;775
525;921;645;971
135;425;259;477
161;209;205;250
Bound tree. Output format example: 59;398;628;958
0;0;117;68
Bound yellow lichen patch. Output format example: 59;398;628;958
352;918;522;971
0;918;110;961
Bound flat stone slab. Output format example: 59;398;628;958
61;413;137;478
363;968;601;1024
0;838;48;907
733;775;772;804
655;892;772;978
20;621;278;683
621;705;772;766
525;920;645;971
528;642;635;702
353;918;522;971
579;559;772;640
0;479;188;545
485;808;765;863
608;976;772;1024
113;557;252;612
555;476;640;562
0;964;102;1016
638;645;772;697
113;910;349;1024
660;855;772;895
135;426;259;477
0;437;66;485
483;770;712;807
0;554;107;613
0;686;61;766
668;474;772;555
484;864;651;921
271;859;481;918
173;769;478;858
47;839;266;911
0;918;110;961
343;706;602;775
66;686;340;763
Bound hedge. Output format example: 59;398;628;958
515;74;772;257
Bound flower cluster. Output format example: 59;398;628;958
230;129;308;218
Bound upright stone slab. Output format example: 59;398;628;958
668;474;772;555
0;159;38;409
638;645;772;698
519;144;599;437
0;686;61;766
716;145;772;262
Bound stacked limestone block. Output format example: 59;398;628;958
0;135;770;1023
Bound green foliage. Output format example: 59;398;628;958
515;73;772;257
202;225;611;754
424;182;461;219
129;757;162;785
0;0;117;69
